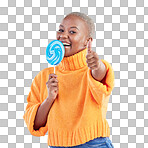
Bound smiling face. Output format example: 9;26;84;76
56;15;91;57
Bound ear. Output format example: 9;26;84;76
84;37;93;47
89;38;93;42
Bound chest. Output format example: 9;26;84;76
57;71;88;99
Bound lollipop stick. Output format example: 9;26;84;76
54;65;55;74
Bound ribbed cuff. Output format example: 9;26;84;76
23;103;48;137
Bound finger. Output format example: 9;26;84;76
87;62;97;68
50;83;58;87
90;65;99;70
52;86;58;91
86;57;96;64
51;87;58;93
46;78;58;86
49;78;58;83
87;39;92;54
46;82;57;87
49;73;57;79
86;51;99;60
86;52;94;59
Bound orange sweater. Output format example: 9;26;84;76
23;48;115;147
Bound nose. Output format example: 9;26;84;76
59;32;68;39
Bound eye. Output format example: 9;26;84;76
69;31;76;34
58;29;64;32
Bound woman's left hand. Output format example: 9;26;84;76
86;40;100;71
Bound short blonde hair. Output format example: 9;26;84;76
65;12;95;38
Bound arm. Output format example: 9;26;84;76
23;72;49;136
87;59;115;106
34;97;55;130
34;73;59;130
86;39;107;82
91;59;107;82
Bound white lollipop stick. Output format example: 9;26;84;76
54;65;55;74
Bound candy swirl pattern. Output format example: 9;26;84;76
46;40;65;65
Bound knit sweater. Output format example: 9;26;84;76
23;48;115;147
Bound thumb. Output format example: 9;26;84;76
87;39;92;54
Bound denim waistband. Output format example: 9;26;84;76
49;137;114;148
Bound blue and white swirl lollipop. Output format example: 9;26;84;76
46;40;65;73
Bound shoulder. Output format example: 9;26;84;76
40;67;54;75
34;67;54;81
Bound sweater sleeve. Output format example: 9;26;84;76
87;59;115;106
23;71;48;137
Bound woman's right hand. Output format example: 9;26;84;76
46;73;59;100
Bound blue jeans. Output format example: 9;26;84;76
49;137;114;148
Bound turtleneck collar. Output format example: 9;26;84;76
57;48;88;71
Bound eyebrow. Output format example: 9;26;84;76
59;25;79;30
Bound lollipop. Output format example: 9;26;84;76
46;40;65;73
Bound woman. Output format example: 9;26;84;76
23;12;115;148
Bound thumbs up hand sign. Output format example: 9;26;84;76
86;40;100;71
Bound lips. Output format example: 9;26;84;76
60;41;71;46
62;43;71;46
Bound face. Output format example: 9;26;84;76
56;15;91;57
